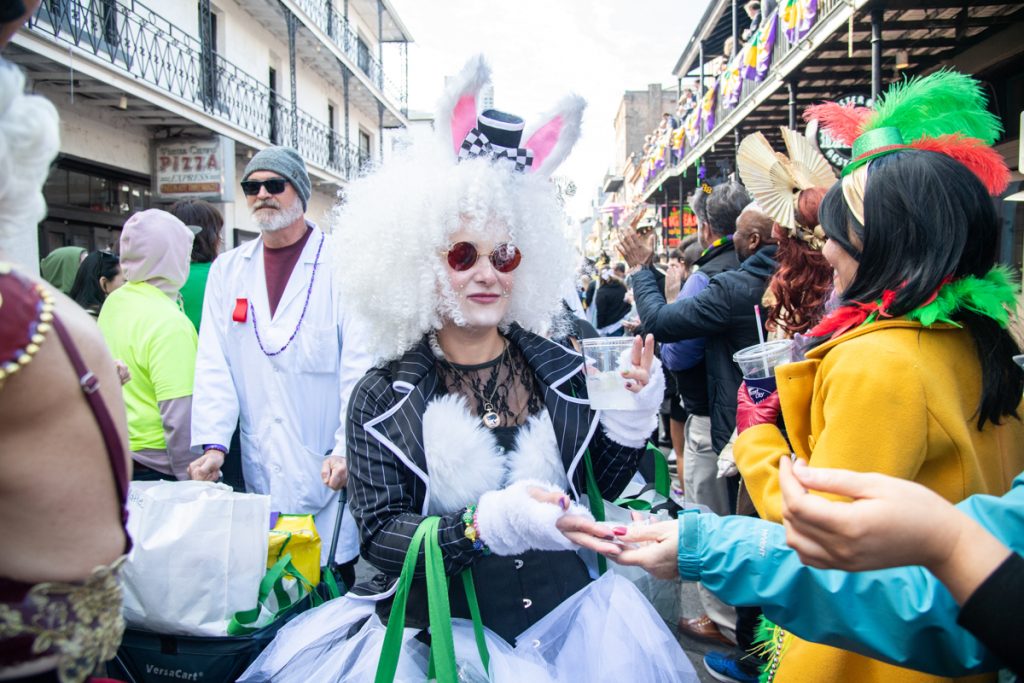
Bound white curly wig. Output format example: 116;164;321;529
333;56;584;363
333;146;577;362
0;59;60;245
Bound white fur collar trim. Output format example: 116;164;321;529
422;395;568;515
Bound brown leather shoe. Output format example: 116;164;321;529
677;614;733;645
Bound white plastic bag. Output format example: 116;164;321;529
121;480;271;636
514;573;699;683
238;593;556;683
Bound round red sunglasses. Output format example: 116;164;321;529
444;242;522;273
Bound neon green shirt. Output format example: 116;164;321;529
98;281;197;451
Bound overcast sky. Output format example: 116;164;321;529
387;0;709;220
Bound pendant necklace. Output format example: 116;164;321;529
451;340;509;429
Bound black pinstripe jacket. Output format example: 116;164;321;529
346;323;645;580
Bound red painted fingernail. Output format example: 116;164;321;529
613;526;628;536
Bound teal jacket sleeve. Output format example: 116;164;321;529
676;472;1024;677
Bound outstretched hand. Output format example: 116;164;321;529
780;458;1014;604
605;520;680;580
528;487;622;556
621;334;655;393
779;457;959;572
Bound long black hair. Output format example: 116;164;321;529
169;198;223;263
69;250;120;315
819;149;1022;429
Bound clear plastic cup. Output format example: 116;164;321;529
581;337;636;411
732;339;795;403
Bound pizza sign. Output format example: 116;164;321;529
152;136;235;201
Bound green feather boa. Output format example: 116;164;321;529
905;266;1018;328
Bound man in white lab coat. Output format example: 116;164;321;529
188;147;370;584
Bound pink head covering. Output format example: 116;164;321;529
119;209;194;297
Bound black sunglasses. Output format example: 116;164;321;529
443;242;522;273
241;178;289;196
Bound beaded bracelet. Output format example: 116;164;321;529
462;504;489;554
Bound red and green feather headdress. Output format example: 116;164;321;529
802;70;1017;339
806;69;1009;225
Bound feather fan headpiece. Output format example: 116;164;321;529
736;127;836;249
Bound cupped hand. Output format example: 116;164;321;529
779;457;958;572
621;334;655;393
608;520;680;580
321;455;348;490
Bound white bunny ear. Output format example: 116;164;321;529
436;55;491;158
522;94;586;177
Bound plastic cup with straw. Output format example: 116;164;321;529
732;305;795;404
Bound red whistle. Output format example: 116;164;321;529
232;298;248;323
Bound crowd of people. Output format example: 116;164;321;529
0;3;1022;680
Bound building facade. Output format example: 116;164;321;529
591;84;680;259
612;83;679;177
8;0;412;269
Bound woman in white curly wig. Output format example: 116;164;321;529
240;56;697;683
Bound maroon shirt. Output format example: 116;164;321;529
263;227;312;317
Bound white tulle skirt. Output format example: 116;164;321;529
238;572;698;683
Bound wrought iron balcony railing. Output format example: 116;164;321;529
28;0;361;181
639;0;847;197
289;0;408;113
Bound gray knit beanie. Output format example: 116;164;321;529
243;146;311;210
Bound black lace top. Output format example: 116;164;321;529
433;337;544;442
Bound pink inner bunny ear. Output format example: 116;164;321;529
524;115;564;172
451;95;478;156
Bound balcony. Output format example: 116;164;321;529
637;0;1024;205
239;0;410;129
9;0;361;185
289;0;408;112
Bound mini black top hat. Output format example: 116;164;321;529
476;109;525;151
458;109;534;172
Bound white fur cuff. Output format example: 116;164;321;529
598;355;665;448
474;479;591;556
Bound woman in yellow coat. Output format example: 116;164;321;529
734;74;1024;682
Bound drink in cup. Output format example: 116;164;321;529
732;339;795;403
581;337;637;411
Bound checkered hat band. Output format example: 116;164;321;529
494;147;534;172
458;128;533;172
458;128;492;160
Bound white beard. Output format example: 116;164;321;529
252;200;304;232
